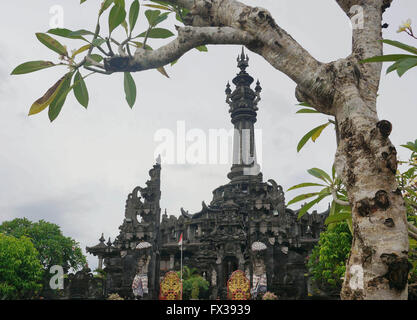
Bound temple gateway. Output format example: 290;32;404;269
87;50;328;300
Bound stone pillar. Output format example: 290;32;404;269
98;256;103;270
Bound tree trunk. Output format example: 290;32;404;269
334;91;410;300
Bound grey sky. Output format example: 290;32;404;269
0;0;416;269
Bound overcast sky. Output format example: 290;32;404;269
0;0;416;269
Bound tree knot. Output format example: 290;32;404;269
376;120;392;138
380;253;411;291
355;190;390;217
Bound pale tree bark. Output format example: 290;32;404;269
101;0;410;299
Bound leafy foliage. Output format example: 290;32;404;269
307;222;352;293
0;218;86;272
177;266;209;300
287;166;351;226
0;234;44;299
398;140;417;217
11;0;207;121
124;72;137;107
295;103;334;152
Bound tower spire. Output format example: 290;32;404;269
225;49;262;183
237;46;249;72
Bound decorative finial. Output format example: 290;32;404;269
107;237;112;246
99;233;105;243
255;80;262;93
225;82;231;95
237;46;249;72
225;81;232;108
156;154;161;165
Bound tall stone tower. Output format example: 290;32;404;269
226;48;262;183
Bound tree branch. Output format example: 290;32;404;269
335;0;393;106
109;0;323;93
104;26;255;72
408;221;417;235
332;189;350;206
409;230;417;241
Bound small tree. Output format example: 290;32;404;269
0;234;44;299
307;222;352;294
177;266;209;300
0;218;86;272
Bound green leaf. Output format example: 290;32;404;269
332;164;336;180
175;12;183;23
68;29;96;37
297;102;313;107
311;122;330;142
297;195;326;219
129;0;140;32
296;108;320;114
360;54;417;63
124;72;136;108
381;39;417;55
121;20;129;35
297;122;330;152
325;211;351;225
143;4;172;11
401;141;417;153
136;28;174;39
92;38;106;47
47;28;87;41
149;0;172;6
145;9;161;26
73;71;89;108
71;44;91;59
48;72;74;121
195;45;208;52
28;74;67;115
386;60;402;74
11;61;56;75
395;57;417;77
145;10;169;27
109;3;126;34
85;54;103;66
35;33;68;56
154;12;169;26
100;0;114;16
307;168;332;184
287;182;325;191
287;193;319;206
